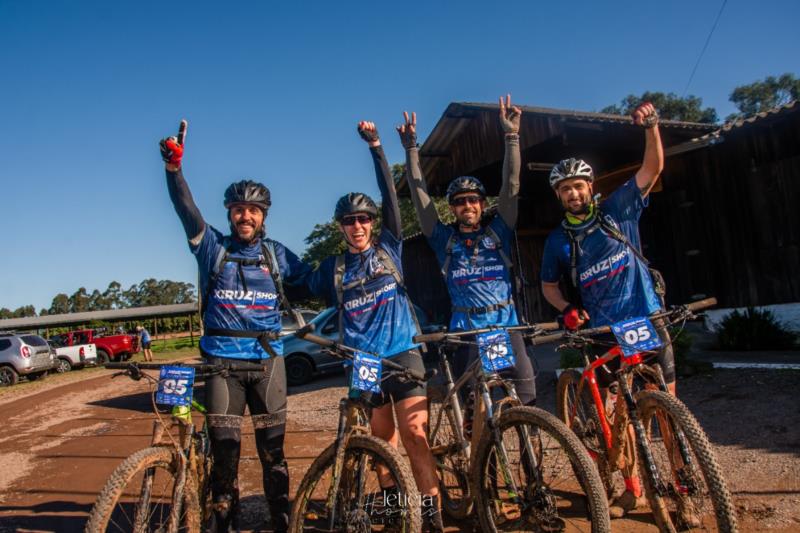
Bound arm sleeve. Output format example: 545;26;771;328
370;145;402;239
497;135;521;228
166;168;206;243
404;146;439;238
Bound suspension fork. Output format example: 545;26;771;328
479;378;523;501
326;399;352;528
618;378;667;496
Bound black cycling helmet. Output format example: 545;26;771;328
334;192;378;222
224;180;271;211
549;158;594;188
446;176;486;204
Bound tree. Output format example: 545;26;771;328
69;287;91;313
49;293;70;315
601;91;718;123
728;73;800;121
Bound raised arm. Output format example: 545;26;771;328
357;121;401;238
632;102;664;197
398;111;439;237
497;94;522;227
160;120;205;243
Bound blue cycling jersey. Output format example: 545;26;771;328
541;177;662;328
193;226;309;359
140;329;151;344
428;216;518;331
307;231;419;358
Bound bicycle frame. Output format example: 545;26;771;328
568;342;698;499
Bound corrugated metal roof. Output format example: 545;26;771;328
689;100;798;144
0;303;199;331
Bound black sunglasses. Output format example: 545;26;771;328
341;214;374;226
450;195;483;207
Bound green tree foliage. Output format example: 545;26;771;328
727;73;800;121
0;306;37;319
601;91;718;123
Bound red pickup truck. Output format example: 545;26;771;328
59;329;140;364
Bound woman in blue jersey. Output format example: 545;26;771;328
306;121;443;532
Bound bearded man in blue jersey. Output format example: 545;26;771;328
160;120;310;532
540;103;694;522
400;96;537;428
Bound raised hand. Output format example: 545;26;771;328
357;121;380;146
160;120;187;168
499;94;521;135
632;102;659;129
396;111;417;149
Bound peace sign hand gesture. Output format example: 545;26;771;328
499;94;521;135
160;120;187;169
396;111;417;150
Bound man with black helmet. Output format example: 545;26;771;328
160;120;310;533
539;103;689;521
399;95;537;422
305;121;444;532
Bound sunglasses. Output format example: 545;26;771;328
341;214;374;226
450;195;483;207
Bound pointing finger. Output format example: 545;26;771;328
177;120;188;146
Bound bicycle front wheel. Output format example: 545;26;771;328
636;390;738;532
472;406;610;533
85;446;197;533
427;384;472;519
290;434;421;532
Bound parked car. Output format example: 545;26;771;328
57;329;139;364
48;334;98;373
0;332;56;386
280;309;320;335
282;306;442;386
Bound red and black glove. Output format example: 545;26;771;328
159;120;187;167
561;304;589;331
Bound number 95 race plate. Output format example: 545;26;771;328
611;317;663;356
156;366;196;406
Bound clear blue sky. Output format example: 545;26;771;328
1;0;798;311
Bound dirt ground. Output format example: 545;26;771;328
0;364;798;532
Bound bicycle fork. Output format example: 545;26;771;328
619;378;668;496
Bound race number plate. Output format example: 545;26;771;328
478;330;516;373
611;317;663;356
156;366;195;406
352;352;382;393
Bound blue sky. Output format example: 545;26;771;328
1;0;798;311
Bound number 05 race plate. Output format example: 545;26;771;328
156;366;196;406
352;352;382;393
611;317;663;356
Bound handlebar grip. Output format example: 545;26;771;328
407;368;426;382
536;321;561;331
413;332;446;344
299;332;335;348
686;297;717;312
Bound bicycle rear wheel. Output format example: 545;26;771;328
427;384;472;519
636;391;738;532
85;446;198;533
290;434;421;532
472;406;610;532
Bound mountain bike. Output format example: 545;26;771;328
85;359;268;533
415;324;611;532
549;298;738;532
288;325;424;532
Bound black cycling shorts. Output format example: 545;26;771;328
348;349;427;408
589;317;675;387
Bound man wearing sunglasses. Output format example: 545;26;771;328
305;121;444;532
160;120;310;533
399;95;537;422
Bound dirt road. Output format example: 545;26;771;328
0;365;798;532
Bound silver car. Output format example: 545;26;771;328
281;306;439;386
0;332;56;386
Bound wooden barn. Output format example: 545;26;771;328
399;101;800;325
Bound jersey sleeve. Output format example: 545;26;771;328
488;214;514;253
190;225;224;278
305;256;336;306
602;176;649;223
378;230;404;274
540;232;565;284
426;220;454;264
275;242;312;286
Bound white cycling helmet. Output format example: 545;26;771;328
549;158;594;188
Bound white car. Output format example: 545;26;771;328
48;335;98;373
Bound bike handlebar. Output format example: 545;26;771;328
530;297;718;346
104;361;270;373
413;320;562;345
293;324;426;384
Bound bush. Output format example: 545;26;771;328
668;326;693;369
716;307;797;351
